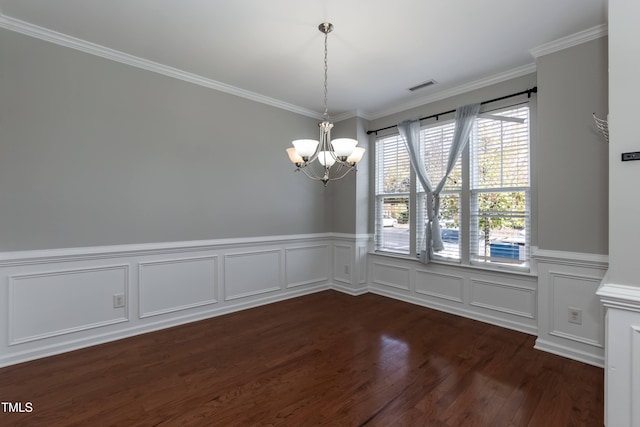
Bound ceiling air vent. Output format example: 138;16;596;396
408;79;437;92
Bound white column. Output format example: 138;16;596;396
600;1;640;425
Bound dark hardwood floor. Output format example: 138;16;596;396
0;290;603;426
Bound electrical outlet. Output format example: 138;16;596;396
344;265;350;275
568;307;582;325
113;293;125;308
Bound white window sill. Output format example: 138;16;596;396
370;250;536;278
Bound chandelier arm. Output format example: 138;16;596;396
298;165;324;181
297;161;331;181
307;151;320;164
330;163;352;179
331;162;345;174
333;158;352;166
296;158;357;183
326;165;357;182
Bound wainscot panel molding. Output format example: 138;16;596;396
0;234;340;368
371;261;411;291
333;244;352;286
367;253;538;336
224;249;282;301
469;278;536;319
533;248;608;367
597;277;640;427
138;256;218;318
415;270;464;303
285;245;330;289
330;234;371;296
9;265;129;345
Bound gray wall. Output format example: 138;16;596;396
328;116;370;235
326;117;357;234
536;37;608;255
0;29;328;251
355;116;371;236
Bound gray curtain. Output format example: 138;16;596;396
398;103;481;263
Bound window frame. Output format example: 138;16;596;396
374;134;413;255
373;102;533;272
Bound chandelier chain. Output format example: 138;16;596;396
323;29;329;120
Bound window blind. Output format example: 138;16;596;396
375;135;411;253
376;135;411;194
421;122;461;191
470;106;530;266
420;121;461;260
472;106;529;190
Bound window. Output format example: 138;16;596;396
374;104;531;269
375;135;411;253
470;107;530;266
420;121;461;260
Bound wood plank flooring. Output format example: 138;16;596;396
0;290;604;426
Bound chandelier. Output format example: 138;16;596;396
286;22;365;186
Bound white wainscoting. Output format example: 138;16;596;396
371;261;412;291
1;234;613;370
332;244;352;286
224;249;282;300
139;256;218;318
9;265;129;345
470;278;536;319
368;253;538;335
597;279;640;427
330;234;370;296
533;248;608;367
285;244;329;289
0;234;340;368
415;270;463;303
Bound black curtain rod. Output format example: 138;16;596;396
366;86;538;135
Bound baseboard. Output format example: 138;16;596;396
369;287;538;336
330;282;369;296
534;338;604;368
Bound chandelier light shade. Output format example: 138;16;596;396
285;22;365;186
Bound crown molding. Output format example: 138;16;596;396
529;24;608;58
0;13;324;120
0;11;533;124
0;12;606;124
331;111;358;123
365;63;537;121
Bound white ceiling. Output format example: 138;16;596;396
0;0;607;120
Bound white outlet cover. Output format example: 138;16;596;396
113;293;125;308
568;307;582;325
